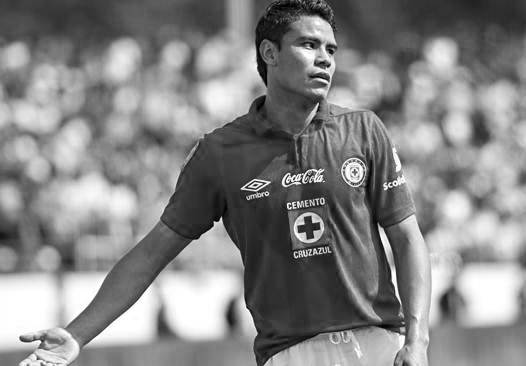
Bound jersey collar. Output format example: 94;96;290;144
249;95;330;137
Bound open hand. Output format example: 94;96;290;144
19;328;80;366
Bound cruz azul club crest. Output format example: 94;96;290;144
341;157;367;187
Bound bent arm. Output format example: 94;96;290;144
65;220;191;347
385;214;431;347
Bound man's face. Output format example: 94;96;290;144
270;15;337;102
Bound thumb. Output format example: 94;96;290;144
393;350;404;366
19;330;48;343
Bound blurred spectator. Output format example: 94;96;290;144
0;245;18;272
439;282;466;325
439;263;467;325
34;245;62;272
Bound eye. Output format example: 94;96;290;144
327;47;337;56
303;41;315;49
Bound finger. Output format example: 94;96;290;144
19;330;47;342
19;353;37;366
20;360;42;366
18;359;31;366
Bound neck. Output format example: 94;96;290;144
263;91;320;136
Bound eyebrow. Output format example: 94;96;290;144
297;36;338;51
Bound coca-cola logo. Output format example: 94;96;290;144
282;169;325;187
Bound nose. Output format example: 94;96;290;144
315;47;332;68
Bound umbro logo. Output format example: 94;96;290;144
240;179;271;192
241;179;271;201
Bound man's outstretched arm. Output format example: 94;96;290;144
385;214;431;366
19;220;191;366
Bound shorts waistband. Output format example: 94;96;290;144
311;329;364;358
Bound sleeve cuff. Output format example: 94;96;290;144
160;215;202;240
378;205;416;228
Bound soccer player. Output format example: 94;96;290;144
19;1;431;365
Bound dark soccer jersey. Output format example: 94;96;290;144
161;96;416;366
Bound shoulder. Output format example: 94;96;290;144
181;116;251;174
329;103;382;124
328;103;385;132
199;112;256;148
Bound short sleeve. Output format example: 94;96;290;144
161;138;226;239
367;113;415;227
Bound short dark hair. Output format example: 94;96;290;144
255;0;336;85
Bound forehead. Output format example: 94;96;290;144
282;15;336;44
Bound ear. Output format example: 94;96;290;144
259;39;278;67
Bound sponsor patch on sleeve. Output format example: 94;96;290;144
383;175;407;191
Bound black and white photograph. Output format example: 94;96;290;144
1;1;525;365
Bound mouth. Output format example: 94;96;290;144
310;72;331;83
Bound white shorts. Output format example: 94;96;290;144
264;326;404;366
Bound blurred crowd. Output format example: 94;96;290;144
0;24;526;273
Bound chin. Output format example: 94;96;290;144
304;89;329;102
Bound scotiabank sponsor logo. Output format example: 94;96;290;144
393;147;402;173
383;175;406;191
282;169;325;187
